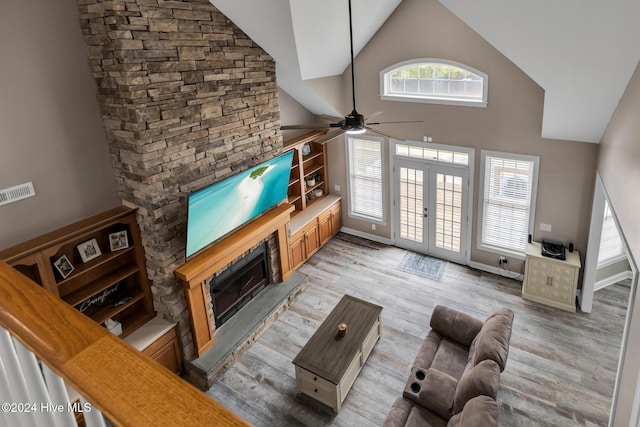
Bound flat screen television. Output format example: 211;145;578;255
186;151;294;258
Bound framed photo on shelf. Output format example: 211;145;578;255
53;254;74;279
109;231;129;252
77;238;102;263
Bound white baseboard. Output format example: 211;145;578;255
468;261;524;281
594;270;633;291
338;228;523;281
339;227;394;245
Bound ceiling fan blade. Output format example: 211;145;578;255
281;124;330;130
367;120;423;125
318;114;344;122
315;128;346;144
364;126;405;141
365;111;383;121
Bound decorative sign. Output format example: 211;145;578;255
77;282;125;314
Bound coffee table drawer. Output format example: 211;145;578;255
296;366;337;408
297;366;334;389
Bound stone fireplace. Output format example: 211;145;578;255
77;0;283;360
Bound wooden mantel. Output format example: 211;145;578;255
175;203;294;356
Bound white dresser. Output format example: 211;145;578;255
522;242;581;312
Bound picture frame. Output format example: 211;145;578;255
109;231;129;252
77;238;102;263
53;254;75;279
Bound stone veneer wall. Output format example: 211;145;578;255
77;0;282;360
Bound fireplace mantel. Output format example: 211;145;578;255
175;203;294;356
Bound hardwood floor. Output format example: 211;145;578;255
206;235;630;426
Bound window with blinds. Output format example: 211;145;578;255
478;151;539;255
347;136;385;221
598;200;626;266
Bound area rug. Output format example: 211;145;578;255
396;251;447;281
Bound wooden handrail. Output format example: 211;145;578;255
0;261;249;426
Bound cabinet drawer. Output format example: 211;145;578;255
297;366;335;389
298;369;338;408
362;319;380;360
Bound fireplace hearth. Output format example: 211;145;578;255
209;243;269;328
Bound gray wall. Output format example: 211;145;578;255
598;59;640;426
0;0;119;250
326;0;598;272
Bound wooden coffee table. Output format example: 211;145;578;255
292;294;382;413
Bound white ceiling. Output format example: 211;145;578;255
210;0;640;144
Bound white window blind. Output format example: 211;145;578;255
598;200;625;266
479;152;538;254
347;136;384;221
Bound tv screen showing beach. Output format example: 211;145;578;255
186;151;294;258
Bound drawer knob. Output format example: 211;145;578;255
314;388;318;393
313;376;317;381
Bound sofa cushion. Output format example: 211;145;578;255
430;305;483;347
403;367;457;420
413;330;441;370
448;396;499;427
430;339;469;380
453;359;501;414
471;309;514;371
406;406;448;427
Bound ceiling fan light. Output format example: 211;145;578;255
346;126;366;135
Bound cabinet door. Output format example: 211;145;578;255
524;257;551;299
289;230;306;270
330;202;342;236
318;211;333;246
304;222;321;257
548;264;577;304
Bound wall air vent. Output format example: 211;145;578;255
0;182;36;206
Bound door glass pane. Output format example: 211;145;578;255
434;173;463;252
399;167;424;242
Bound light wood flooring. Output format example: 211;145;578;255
206;235;630;426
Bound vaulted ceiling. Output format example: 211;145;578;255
211;0;640;144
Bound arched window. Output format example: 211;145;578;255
380;59;487;107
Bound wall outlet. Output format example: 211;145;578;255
498;256;507;265
334;184;341;192
540;223;552;232
371;224;376;230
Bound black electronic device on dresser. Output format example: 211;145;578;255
541;240;566;260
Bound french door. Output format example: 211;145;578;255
394;160;469;263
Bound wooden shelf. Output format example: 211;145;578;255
63;263;139;306
283;131;329;215
0;206;155;338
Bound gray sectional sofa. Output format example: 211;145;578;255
383;305;514;427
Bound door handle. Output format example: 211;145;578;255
424;208;428;218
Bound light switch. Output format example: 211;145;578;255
334;184;340;192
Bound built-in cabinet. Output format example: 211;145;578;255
522;242;581;312
284;130;329;216
0;206;182;373
289;196;342;270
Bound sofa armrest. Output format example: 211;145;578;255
382;397;413;427
430;305;483;347
403;367;457;420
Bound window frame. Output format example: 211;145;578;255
597;199;627;268
345;135;386;223
477;150;539;259
380;58;488;107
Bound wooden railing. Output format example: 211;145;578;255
0;261;249;426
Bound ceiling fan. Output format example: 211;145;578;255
281;0;419;144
